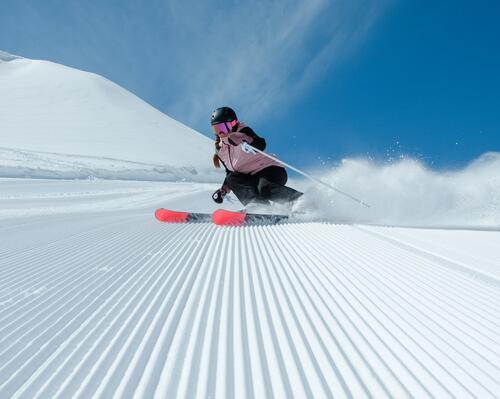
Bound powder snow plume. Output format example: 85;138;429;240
295;152;500;228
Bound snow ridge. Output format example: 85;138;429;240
0;147;220;183
0;50;22;62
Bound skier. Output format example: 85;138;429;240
211;106;302;206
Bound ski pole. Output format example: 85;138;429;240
241;142;371;208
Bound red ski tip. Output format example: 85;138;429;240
155;208;190;223
212;209;247;226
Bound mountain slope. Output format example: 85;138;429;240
0;51;217;180
1;179;499;398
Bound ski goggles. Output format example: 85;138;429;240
212;120;238;136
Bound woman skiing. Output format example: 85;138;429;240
211;106;302;206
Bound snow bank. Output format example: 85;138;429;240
0;147;221;183
297;152;500;228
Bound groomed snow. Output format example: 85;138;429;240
1;179;499;398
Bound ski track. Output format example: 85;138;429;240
1;183;500;398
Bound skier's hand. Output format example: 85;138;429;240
212;188;226;204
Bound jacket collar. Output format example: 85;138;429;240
220;121;247;145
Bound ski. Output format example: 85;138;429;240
212;209;288;226
155;208;288;226
155;208;212;223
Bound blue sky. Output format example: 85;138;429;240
1;0;499;169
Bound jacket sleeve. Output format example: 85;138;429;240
218;156;232;193
218;155;230;173
240;127;266;151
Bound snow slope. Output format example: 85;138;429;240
0;51;219;181
1;179;499;398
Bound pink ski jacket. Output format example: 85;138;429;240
216;122;282;175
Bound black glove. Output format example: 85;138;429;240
212;188;226;204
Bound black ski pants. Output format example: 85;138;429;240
225;166;302;206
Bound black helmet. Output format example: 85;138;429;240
211;107;237;125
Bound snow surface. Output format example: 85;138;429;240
1;179;499;398
0;51;219;181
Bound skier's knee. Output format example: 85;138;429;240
225;173;242;190
257;178;272;197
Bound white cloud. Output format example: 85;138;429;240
162;0;390;128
